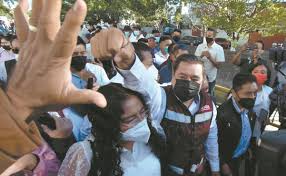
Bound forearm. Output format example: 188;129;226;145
117;56;166;125
1;154;38;176
208;56;220;68
230;51;242;65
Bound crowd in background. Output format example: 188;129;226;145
0;4;286;176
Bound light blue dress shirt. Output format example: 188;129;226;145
232;97;252;158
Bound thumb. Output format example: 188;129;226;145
66;88;107;108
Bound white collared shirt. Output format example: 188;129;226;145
154;51;169;66
195;42;225;82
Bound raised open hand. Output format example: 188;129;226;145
8;0;107;120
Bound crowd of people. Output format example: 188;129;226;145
0;0;286;176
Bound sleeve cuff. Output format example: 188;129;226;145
116;55;147;82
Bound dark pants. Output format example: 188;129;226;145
221;158;243;176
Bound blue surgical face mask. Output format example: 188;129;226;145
133;30;140;36
155;37;160;43
121;119;151;143
124;31;130;38
164;47;169;54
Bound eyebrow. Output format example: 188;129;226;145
122;106;145;121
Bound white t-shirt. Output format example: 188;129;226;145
195;42;225;82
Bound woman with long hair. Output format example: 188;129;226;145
58;83;167;176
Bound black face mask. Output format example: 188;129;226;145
173;36;181;43
12;48;19;54
238;98;256;110
206;37;214;44
2;45;11;51
71;56;87;72
173;79;200;102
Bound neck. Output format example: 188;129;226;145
258;85;263;91
120;141;134;151
161;49;166;55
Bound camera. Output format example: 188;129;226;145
269;47;286;66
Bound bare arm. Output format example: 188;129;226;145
230;44;247;65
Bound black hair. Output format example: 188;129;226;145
168;43;177;55
77;36;86;47
256;40;265;50
173;44;189;53
123;25;132;31
232;73;257;92
207;28;216;36
248;60;271;86
88;83;167;176
10;35;17;45
173;29;182;34
173;54;203;73
1;34;12;42
132;25;141;31
159;35;172;44
133;42;151;62
152;29;160;34
138;38;148;43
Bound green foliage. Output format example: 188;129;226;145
0;0;12;17
61;0;167;26
192;0;286;36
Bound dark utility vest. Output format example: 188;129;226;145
161;86;213;172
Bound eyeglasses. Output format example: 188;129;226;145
120;108;150;127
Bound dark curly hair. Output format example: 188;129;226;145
87;83;167;176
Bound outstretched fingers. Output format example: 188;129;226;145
52;0;87;58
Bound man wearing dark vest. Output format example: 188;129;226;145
92;28;220;176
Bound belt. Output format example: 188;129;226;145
169;158;205;175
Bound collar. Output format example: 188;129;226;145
72;73;81;79
231;97;248;114
188;95;201;115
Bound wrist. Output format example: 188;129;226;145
5;88;32;122
1;88;32;120
115;54;136;70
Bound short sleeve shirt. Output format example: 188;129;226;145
195;42;225;82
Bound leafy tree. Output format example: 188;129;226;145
192;0;286;36
0;0;13;17
61;0;168;26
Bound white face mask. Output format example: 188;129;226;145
121;119;151;143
